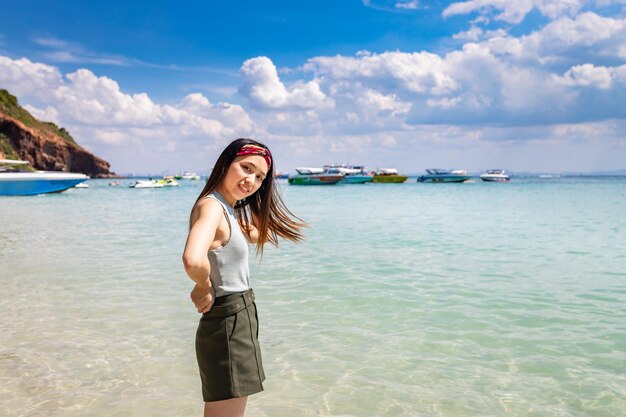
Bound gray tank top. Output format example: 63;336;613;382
206;192;250;297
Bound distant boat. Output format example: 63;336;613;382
372;168;408;183
324;165;373;184
74;182;90;188
288;167;344;185
274;171;289;179
129;179;165;188
181;172;200;180
0;159;89;196
417;169;471;183
157;176;180;187
480;169;510;182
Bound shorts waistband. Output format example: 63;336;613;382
203;289;255;318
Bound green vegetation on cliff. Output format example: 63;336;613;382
0;89;77;145
0;132;20;159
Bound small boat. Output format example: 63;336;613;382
288;167;344;185
129;179;165;188
372;168;408;183
74;182;90;188
538;174;562;178
181;172;200;180
0;159;89;196
273;171;289;179
324;165;373;184
417;169;471;183
157;176;180;187
480;169;510;182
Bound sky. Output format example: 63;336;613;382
1;0;626;175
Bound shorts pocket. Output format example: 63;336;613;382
253;302;260;339
226;313;238;341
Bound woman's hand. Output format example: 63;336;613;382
191;282;215;314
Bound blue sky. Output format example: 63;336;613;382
1;0;626;174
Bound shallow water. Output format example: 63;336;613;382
1;177;625;416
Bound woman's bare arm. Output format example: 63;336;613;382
182;198;223;312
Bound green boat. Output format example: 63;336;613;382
372;168;408;183
288;167;344;185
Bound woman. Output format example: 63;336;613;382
182;138;304;417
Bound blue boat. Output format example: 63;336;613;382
417;168;472;183
0;159;89;196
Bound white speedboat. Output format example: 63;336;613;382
129;180;165;188
0;159;89;196
181;172;200;180
480;169;510;182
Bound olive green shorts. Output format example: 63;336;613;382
195;289;265;402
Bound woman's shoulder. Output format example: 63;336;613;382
196;195;225;210
192;196;226;222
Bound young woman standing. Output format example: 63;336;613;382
182;138;304;417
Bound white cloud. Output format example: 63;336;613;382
45;51;130;66
262;110;323;136
0;56;62;98
552;120;615;137
32;37;72;49
557;63;614;88
443;0;582;24
41;69;165;127
395;1;419;10
91;129;129;145
0;54;255;166
426;97;462;108
526;12;626;50
535;0;583;19
453;27;509;42
595;0;626;6
443;0;536;24
33;36;132;66
290;16;626;129
305;51;457;95
555;63;626;89
453;26;485;41
239;56;333;110
362;0;420;13
179;93;254;134
356;89;411;116
23;104;60;124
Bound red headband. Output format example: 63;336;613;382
236;144;272;169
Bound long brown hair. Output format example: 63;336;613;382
192;138;305;253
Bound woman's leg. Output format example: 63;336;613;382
203;397;248;417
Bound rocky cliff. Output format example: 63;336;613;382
0;89;115;178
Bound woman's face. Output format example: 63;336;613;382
219;154;269;203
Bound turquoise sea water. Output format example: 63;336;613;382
1;177;625;417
